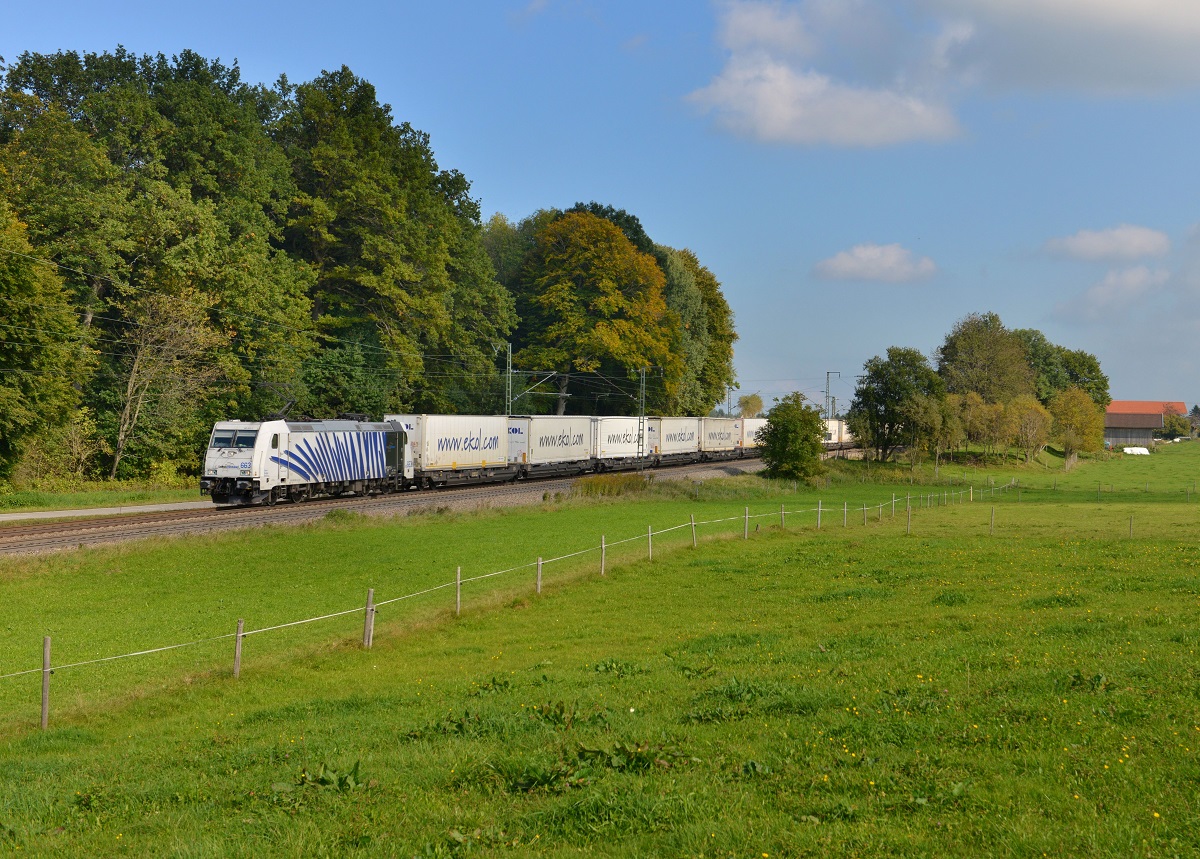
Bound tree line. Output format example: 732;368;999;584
0;49;736;482
847;312;1110;468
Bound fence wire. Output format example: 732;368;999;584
1;481;1020;687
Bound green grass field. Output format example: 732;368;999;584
1;446;1199;856
0;483;199;513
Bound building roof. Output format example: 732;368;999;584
1106;400;1186;416
1105;413;1163;429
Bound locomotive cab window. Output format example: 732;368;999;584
270;433;279;449
210;429;258;449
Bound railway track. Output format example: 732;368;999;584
0;459;762;556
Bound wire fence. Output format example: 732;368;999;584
0;475;1097;729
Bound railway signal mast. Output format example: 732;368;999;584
824;371;841;421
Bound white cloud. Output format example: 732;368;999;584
813;243;937;282
718;0;813;57
689;57;958;146
691;1;1200;148
928;0;1200;92
1055;266;1171;322
1045;225;1171;262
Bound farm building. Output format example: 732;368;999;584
1104;400;1186;448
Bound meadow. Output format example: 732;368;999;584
0;445;1198;856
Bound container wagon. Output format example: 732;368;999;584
700;417;744;460
507;415;596;476
385;414;515;487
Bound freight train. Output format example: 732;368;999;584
199;414;769;506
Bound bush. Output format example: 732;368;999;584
757;393;825;481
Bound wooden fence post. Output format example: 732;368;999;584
843;501;847;527
891;494;896;517
648;525;653;561
907;504;911;535
744;507;749;539
537;557;543;594
601;536;606;576
363;588;375;648
780;504;785;529
40;636;50;730
690;515;697;547
233;619;244;679
990;507;995;536
817;500;822;530
456;567;462;617
862;503;867;526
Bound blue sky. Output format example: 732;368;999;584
7;0;1200;410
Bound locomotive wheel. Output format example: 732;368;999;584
265;489;277;507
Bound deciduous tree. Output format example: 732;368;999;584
1049;387;1104;464
514;212;677;415
0;206;85;478
758;393;825;481
1008;395;1052;462
938;312;1033;403
847;347;943;462
738;393;763;418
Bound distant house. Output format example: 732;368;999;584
1104;401;1186;448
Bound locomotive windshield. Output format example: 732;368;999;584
209;429;258;449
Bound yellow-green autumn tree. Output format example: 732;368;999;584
515;211;679;415
1049;387;1105;462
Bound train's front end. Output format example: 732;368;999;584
200;421;269;505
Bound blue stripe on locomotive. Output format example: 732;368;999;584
269;431;388;482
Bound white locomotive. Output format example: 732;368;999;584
201;414;766;505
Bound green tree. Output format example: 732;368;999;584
1049;387;1104;463
937;311;1033;403
654;245;711;415
847;347;943;462
676;248;736;413
276;65;513;411
296;344;393;419
929;393;964;466
106;290;226;478
0;205;84;479
980;401;1014;456
1011;328;1069;403
514;211;677;415
1161;409;1190;439
1059;348;1110;409
757;393;825;480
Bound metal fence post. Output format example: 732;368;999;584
234;619;244;679
363;588;375;648
41;636;51;730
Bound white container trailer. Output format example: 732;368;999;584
701;417;744;458
507;415;596;476
742;418;768;450
384;414;514;486
655;417;702;463
594;416;646;469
